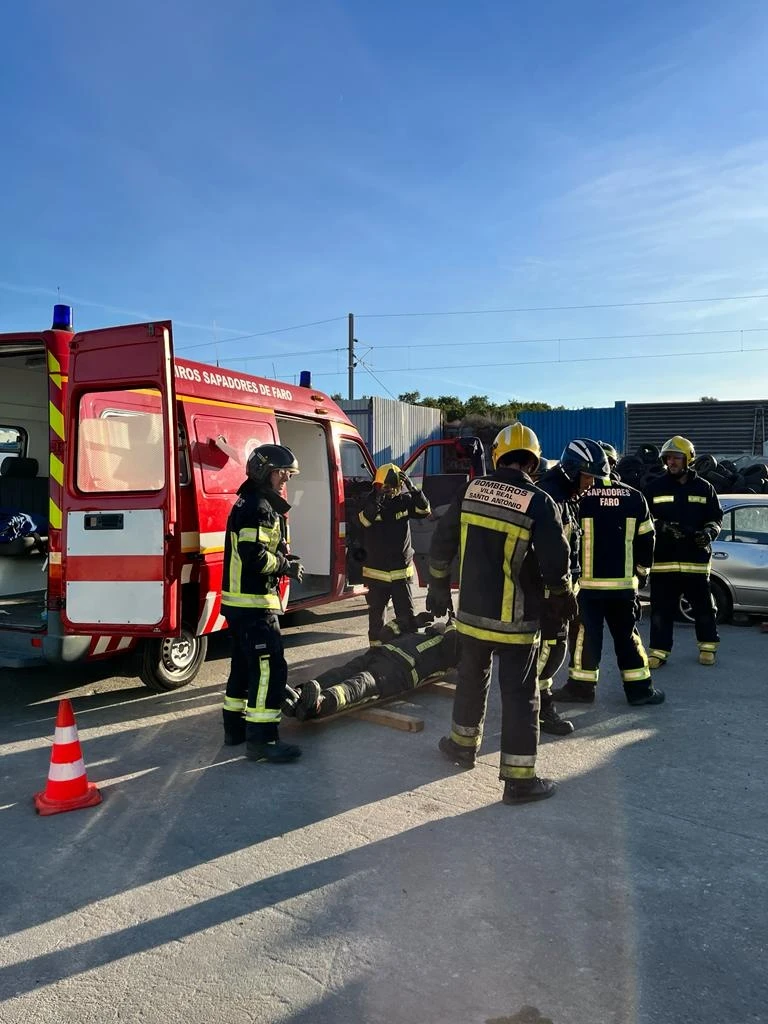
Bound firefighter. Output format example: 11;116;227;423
553;473;664;706
220;444;305;762
599;441;621;481
536;438;612;733
358;463;431;645
644;436;723;668
426;423;576;805
284;617;459;720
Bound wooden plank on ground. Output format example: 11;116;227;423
349;704;424;732
423;680;456;697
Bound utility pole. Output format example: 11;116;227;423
348;313;356;400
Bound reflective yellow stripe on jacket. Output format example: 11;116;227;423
650;562;710;574
362;565;414;582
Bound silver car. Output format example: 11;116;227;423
681;495;768;623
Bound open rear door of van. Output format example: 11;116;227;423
61;322;181;635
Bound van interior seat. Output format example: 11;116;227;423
0;458;49;556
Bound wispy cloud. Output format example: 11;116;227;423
0;281;250;336
556;139;768;323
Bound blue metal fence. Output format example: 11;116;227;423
519;402;626;460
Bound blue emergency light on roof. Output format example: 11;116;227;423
299;370;311;388
52;305;74;331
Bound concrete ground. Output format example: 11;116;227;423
1;591;766;1024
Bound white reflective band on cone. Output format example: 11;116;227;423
54;726;79;745
48;759;86;782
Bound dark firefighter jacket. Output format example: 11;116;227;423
375;620;460;686
577;480;655;592
537;465;582;582
358;487;431;583
429;467;570;645
644;470;722;573
221;481;290;612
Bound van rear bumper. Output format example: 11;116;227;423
0;613;92;668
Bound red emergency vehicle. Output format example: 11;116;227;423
0;307;482;690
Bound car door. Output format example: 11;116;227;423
715;503;768;610
62;322;180;634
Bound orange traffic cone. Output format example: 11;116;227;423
34;699;102;815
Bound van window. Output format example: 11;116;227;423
340;438;373;483
77;390;165;493
191;416;275;494
0;424;27;459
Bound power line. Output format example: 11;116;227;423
212;346;344;367
310;344;768;377
176;316;346;354
356;356;398;400
356;292;768;320
367;326;768;352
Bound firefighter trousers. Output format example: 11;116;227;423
449;634;539;781
537;615;578;692
222;609;287;742
313;652;406;716
572;591;653;701
365;578;416;644
649;571;719;663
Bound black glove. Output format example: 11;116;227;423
426;584;450;618
636;569;649;589
543;588;579;622
283;554;305;583
400;472;415;492
694;528;716;548
659;521;685;540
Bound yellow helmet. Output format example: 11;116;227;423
374;463;402;489
661;435;695;466
490;422;541;470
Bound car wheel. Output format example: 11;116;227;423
138;624;208;691
678;579;732;626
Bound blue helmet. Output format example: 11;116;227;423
559;438;610;483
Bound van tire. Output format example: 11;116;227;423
139;624;208;691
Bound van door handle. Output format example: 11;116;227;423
713;551;728;560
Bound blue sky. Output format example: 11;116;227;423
2;0;768;407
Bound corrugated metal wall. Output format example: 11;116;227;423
339;397;443;467
626;401;768;457
519;403;626;460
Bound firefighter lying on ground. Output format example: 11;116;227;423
357;463;431;645
643;435;723;668
283;615;459;721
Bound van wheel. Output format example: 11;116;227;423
139;625;208;691
678;579;732;626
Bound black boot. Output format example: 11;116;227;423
295;680;323;721
552;680;596;704
245;739;302;763
502;777;557;805
539;692;574;736
627;688;665;706
222;710;245;746
438;735;477;769
281;685;301;717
